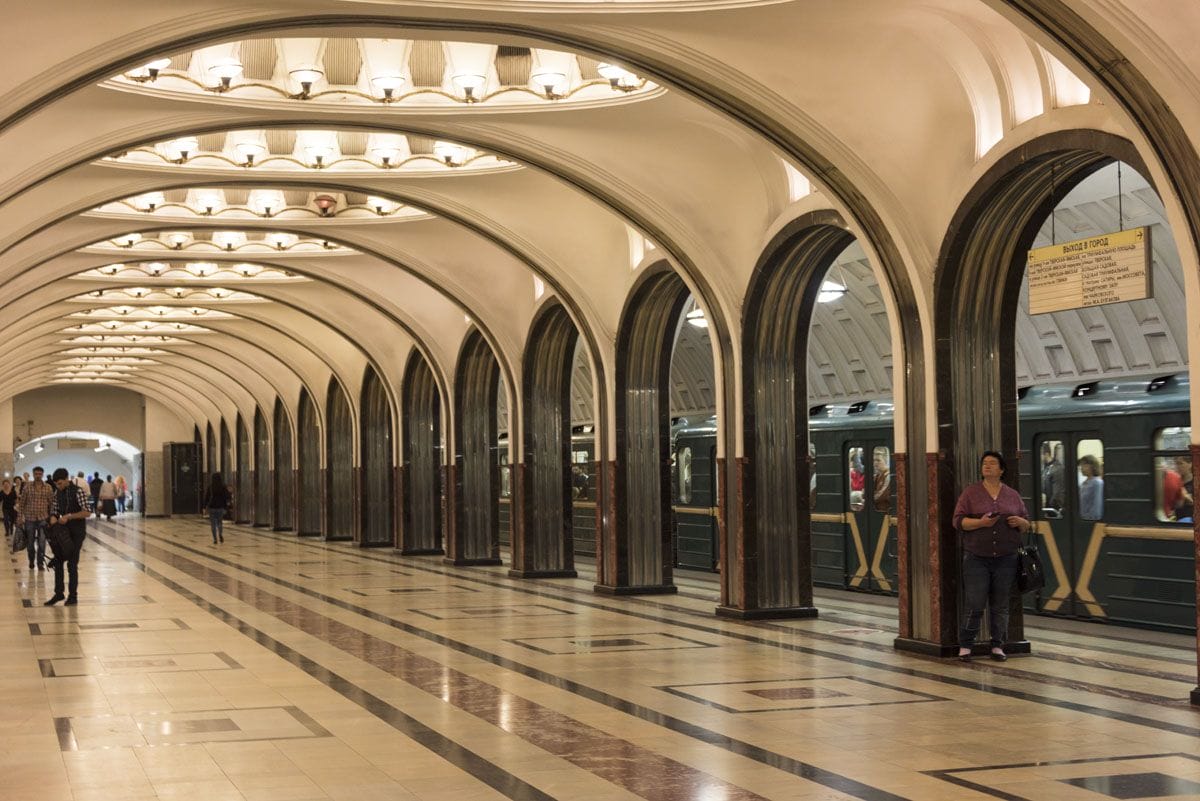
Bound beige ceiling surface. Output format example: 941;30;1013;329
0;2;1194;449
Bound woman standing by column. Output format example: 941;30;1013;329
953;451;1031;662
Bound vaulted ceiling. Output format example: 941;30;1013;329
0;2;1194;441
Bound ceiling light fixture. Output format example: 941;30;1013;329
146;262;167;276
289;65;324;99
531;69;567;99
165;136;199;163
128;57;173;82
267;232;298;251
433;141;465;167
685;307;708;328
162;232;192;250
597;63;641;92
371;72;406;102
34;442;44;453
234;140;267;167
207;58;243;92
313;195;337;217
451;73;486;103
115;233;141;248
367;196;393;216
211;231;246;252
135;192;165;212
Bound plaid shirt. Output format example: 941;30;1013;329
17;480;54;521
49;484;93;517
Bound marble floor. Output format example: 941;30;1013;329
4;516;1200;801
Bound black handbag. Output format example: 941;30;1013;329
11;526;27;553
1016;543;1046;593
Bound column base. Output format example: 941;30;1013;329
716;605;818;620
444;557;503;567
252;523;271;528
893;637;1033;657
508;568;578;579
360;541;393;549
297;531;322;538
322;534;353;542
399;547;445;556
593;583;678;596
1191;687;1200;706
271;526;293;532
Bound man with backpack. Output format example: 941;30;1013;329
44;467;92;606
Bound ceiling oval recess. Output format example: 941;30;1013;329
110;37;660;112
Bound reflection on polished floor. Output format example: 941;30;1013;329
4;517;1200;801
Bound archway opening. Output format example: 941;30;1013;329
360;365;394;547
450;330;502;566
297;389;322;536
325;379;354;541
13;431;142;514
512;303;582;578
401;354;443;555
273;397;294;531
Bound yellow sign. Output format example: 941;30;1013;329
1027;226;1151;314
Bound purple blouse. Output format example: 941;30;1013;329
952;482;1030;557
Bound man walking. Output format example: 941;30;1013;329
44;468;91;607
15;466;53;570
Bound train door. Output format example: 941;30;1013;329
845;441;897;593
674;437;718;571
1029;433;1104;619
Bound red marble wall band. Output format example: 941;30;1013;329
392;464;403;549
714;456;731;608
510;461;528;571
597;460;617;589
894;452;911;639
443;463;459;562
350;462;360;544
293;468;301;535
395;464;407;550
927;451;958;646
318;466;328;538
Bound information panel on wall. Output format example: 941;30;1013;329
1027;226;1152;314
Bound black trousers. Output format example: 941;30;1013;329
53;532;86;598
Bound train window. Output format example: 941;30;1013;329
872;446;891;513
848;447;865;512
1038;440;1066;518
572;450;589;464
571;463;590;500
808;441;818;508
1075;439;1104;521
1155;426;1190;450
498;452;511;498
1154;426;1192;523
678;446;693;504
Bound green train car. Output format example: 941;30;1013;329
497;373;1194;633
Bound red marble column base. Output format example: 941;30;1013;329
399;548;444;556
594;583;678;596
1190;687;1200;706
715;605;817;620
508;569;578;579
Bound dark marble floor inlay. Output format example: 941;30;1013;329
1061;772;1200;799
572;638;646;648
747;686;848;701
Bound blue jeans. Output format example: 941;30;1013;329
208;508;225;541
25;519;47;566
960;552;1020;648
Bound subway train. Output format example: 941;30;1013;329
500;372;1195;633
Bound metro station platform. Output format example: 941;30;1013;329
4;517;1200;801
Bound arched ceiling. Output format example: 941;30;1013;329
0;3;1192;443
